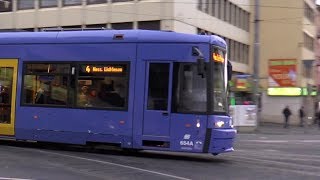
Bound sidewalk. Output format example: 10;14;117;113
248;122;320;135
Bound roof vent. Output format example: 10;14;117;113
113;34;124;40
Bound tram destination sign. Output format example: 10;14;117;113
80;64;127;75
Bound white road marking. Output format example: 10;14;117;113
230;151;320;163
24;149;191;180
0;178;32;180
241;140;289;143
232;156;320;170
240;139;320;143
231;159;320;177
235;149;320;159
302;140;320;143
228;155;320;177
263;149;278;152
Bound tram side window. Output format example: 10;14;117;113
77;63;129;109
147;63;169;110
172;63;207;113
22;63;70;106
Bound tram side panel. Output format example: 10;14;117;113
9;43;136;147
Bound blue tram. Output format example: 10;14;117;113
0;29;236;155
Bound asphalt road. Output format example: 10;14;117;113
1;132;320;180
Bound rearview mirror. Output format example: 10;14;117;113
197;58;205;77
192;46;206;77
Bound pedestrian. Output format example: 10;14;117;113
299;106;305;127
282;105;292;128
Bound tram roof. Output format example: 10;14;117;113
0;29;226;47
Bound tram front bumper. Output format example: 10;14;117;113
208;128;237;154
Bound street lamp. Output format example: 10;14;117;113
253;0;260;128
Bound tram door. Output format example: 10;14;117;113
0;59;18;136
143;62;173;137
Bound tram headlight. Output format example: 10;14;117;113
215;120;225;128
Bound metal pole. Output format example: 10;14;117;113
307;83;312;128
316;6;320;128
253;0;260;128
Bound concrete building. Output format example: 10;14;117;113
259;0;317;125
0;0;254;128
0;1;252;76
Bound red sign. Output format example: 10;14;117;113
236;78;247;89
268;59;297;87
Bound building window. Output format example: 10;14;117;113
20;28;35;32
138;21;161;30
111;22;133;30
201;1;250;31
111;0;133;3
61;25;82;30
245;12;250;32
235;41;239;62
226;38;231;59
63;0;82;6
0;0;12;12
0;29;12;32
211;0;215;16
204;0;209;13
85;24;107;29
239;9;242;29
17;0;34;10
0;29;34;32
304;2;314;22
22;63;70;106
225;0;229;22
39;0;58;8
215;0;221;19
219;0;225;21
236;7;240;27
239;9;244;30
230;40;235;61
38;27;60;32
238;43;242;63
243;45;247;64
198;0;202;11
304;32;314;51
244;45;249;64
87;0;107;4
231;3;236;25
77;63;129;109
241;44;245;63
